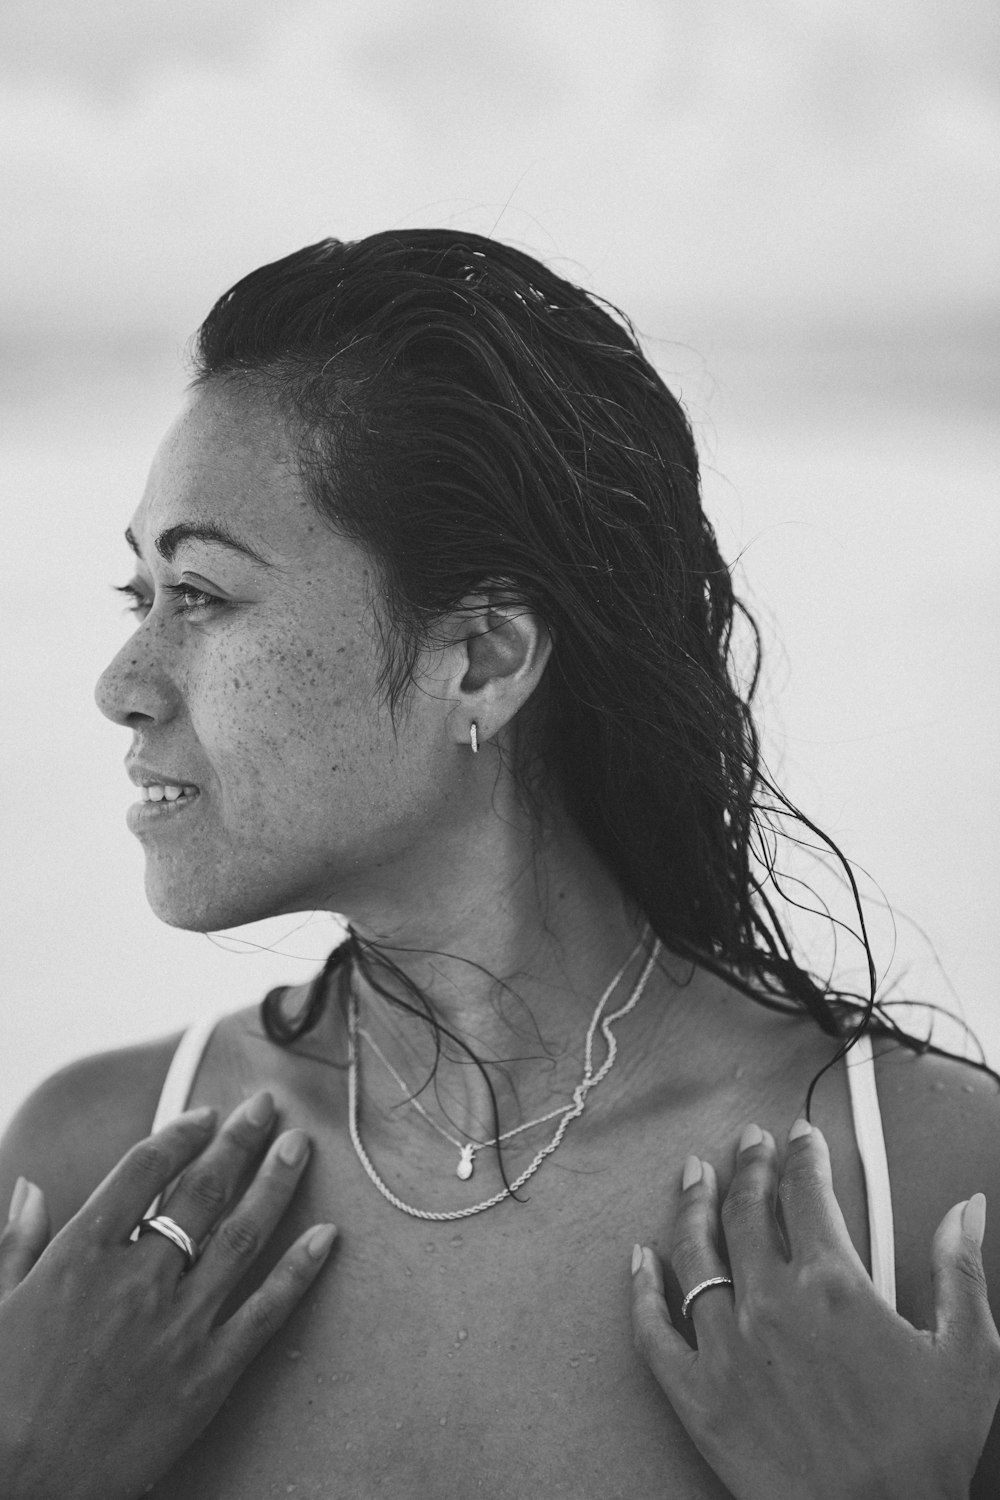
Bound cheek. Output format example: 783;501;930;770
190;632;386;799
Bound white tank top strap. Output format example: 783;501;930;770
140;1015;221;1224
150;1015;221;1131
844;1030;897;1308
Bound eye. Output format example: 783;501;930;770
115;582;151;618
112;581;224;620
165;582;224;616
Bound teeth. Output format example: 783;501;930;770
146;785;165;802
140;784;193;803
162;785;183;802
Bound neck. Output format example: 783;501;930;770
314;803;661;1143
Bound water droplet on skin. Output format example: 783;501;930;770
569;1358;579;1368
404;1266;413;1277
395;1421;403;1430
286;1348;302;1361
587;1354;598;1363
424;1241;437;1253
456;1328;468;1342
449;1233;464;1247
439;1416;447;1426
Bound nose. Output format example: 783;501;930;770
95;621;180;728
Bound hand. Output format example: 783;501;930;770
0;1095;337;1500
631;1120;1000;1500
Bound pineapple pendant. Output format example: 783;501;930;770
457;1144;476;1180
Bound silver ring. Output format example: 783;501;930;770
680;1274;733;1319
138;1214;199;1271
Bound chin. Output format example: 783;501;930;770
143;869;297;934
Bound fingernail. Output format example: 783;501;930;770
184;1106;217;1128
963;1193;987;1247
681;1154;703;1190
307;1224;337;1260
7;1176;28;1224
631;1242;643;1275
788;1118;812;1142
245;1092;275;1127
739;1123;764;1153
278;1130;310;1167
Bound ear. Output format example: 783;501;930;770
445;594;553;751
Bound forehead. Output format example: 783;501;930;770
129;380;324;563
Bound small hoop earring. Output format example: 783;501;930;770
470;722;479;754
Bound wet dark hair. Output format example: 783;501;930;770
191;230;990;1116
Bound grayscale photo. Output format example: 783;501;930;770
1;3;998;1495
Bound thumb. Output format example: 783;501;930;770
0;1179;51;1295
931;1194;997;1346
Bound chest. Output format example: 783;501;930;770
154;1172;733;1499
148;1054;875;1500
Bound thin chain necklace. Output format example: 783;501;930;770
346;928;661;1222
358;1023;573;1180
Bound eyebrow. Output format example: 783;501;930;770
125;522;274;568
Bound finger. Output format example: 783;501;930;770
719;1125;785;1301
142;1093;277;1266
630;1242;698;1396
777;1119;867;1274
184;1129;313;1311
932;1195;1000;1359
213;1222;338;1373
72;1105;219;1242
0;1179;50;1293
668;1156;733;1340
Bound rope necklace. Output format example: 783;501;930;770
346;929;662;1222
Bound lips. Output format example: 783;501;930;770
125;763;202;831
127;761;201;795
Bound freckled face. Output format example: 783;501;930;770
95;382;459;932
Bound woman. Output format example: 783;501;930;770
1;230;997;1498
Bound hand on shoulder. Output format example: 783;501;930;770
0;1036;181;1233
632;1108;1000;1500
0;1075;337;1500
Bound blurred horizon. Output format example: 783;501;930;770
1;0;997;1127
3;0;997;340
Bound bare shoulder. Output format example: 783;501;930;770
873;1043;1000;1500
871;1039;1000;1316
0;1035;182;1233
841;1039;1000;1498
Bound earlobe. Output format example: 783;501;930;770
447;596;552;752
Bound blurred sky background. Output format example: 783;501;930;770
1;0;998;1129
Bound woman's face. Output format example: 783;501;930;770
96;381;461;932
